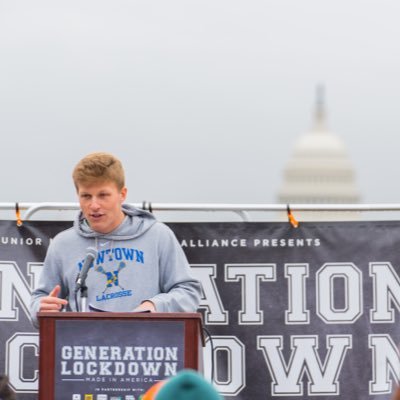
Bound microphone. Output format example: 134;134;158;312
75;247;98;293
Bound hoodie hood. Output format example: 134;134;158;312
74;204;157;240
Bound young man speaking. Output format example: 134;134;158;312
30;152;201;327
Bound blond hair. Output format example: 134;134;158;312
72;152;125;190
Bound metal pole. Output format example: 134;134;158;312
2;202;400;221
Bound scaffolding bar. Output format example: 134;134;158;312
2;202;400;221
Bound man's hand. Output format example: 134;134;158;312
133;300;156;312
39;285;68;312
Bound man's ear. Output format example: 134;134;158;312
120;187;128;202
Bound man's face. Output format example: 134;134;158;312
77;181;127;234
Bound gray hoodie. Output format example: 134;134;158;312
30;204;201;328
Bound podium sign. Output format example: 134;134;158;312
38;313;204;400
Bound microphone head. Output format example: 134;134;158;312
86;246;98;260
75;246;98;293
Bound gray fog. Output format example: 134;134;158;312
1;0;399;205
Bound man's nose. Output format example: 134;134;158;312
89;197;100;209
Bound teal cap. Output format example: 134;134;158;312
155;369;222;400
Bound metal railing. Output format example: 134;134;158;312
2;202;400;222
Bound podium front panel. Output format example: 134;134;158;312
38;313;203;400
54;319;184;399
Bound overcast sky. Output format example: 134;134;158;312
1;0;400;209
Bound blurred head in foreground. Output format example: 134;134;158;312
141;369;222;400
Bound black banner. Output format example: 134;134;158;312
1;220;400;400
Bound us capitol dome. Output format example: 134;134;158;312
278;87;360;207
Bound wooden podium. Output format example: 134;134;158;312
38;312;204;400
